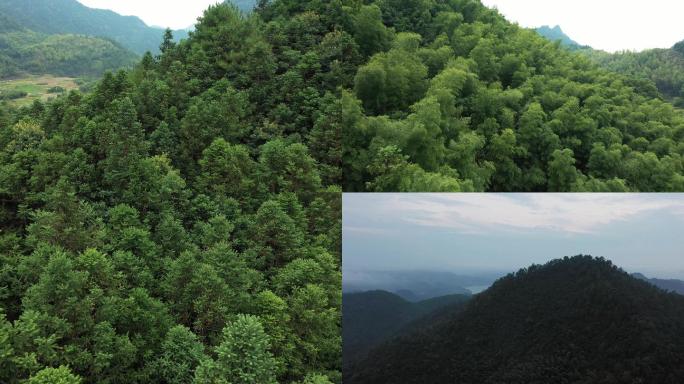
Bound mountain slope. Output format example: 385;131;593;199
0;29;137;78
534;26;684;105
0;0;186;54
584;45;684;104
342;291;469;364
348;256;684;383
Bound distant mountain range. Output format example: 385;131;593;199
536;25;584;49
347;256;684;383
343;290;470;369
343;270;496;301
633;273;684;294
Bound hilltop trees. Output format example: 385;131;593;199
0;2;340;383
339;0;684;192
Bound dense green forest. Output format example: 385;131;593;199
347;256;684;383
340;0;684;192
0;1;342;383
584;46;684;105
342;291;469;368
536;26;684;108
0;27;138;79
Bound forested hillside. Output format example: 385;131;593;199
584;45;684;106
348;256;684;383
535;26;684;108
341;0;684;192
0;28;137;79
0;0;189;54
0;1;341;383
342;291;469;366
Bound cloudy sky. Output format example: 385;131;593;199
77;0;222;29
482;0;684;52
76;1;682;51
344;194;684;279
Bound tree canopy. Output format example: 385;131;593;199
0;1;341;383
340;0;684;192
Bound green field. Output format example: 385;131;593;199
0;75;79;106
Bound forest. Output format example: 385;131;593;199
537;25;684;108
338;0;684;192
584;46;684;106
0;1;341;383
347;256;684;383
0;11;137;79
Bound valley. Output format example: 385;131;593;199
0;75;80;106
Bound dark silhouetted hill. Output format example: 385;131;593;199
342;290;470;368
348;256;684;384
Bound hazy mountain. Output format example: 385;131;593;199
348;256;684;383
342;291;470;367
633;272;684;294
343;270;494;301
536;25;582;48
0;0;187;54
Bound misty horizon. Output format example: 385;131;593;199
343;194;684;281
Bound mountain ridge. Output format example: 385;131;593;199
348;256;684;383
536;25;583;48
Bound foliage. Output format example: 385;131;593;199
584;46;684;104
0;1;341;383
0;29;138;79
341;0;684;192
194;314;277;384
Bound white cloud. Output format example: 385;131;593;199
481;0;684;52
371;194;684;234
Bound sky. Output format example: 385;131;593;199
77;0;222;29
343;194;684;279
481;0;684;52
76;1;683;51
